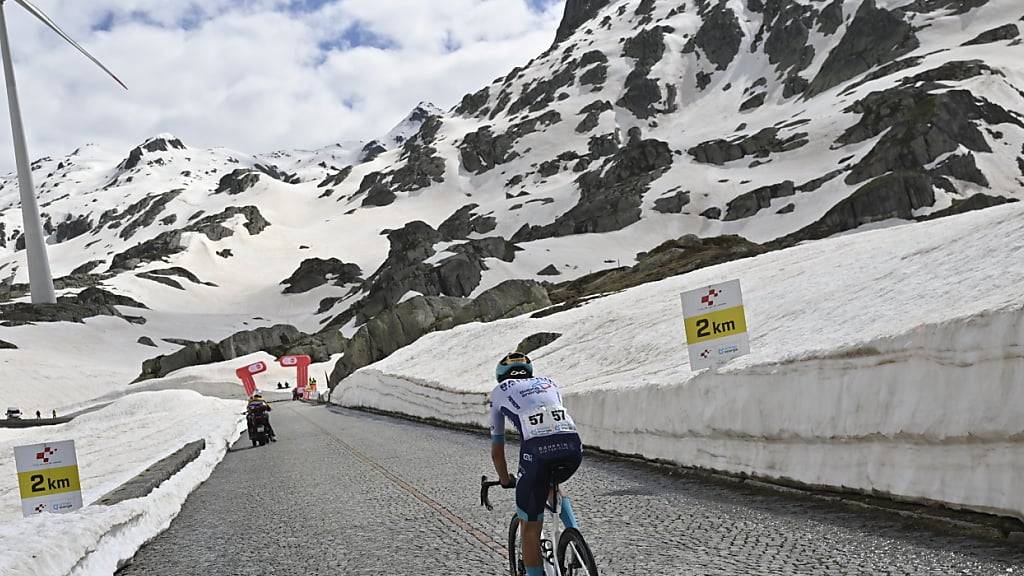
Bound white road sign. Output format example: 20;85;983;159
680;279;750;371
14;440;83;517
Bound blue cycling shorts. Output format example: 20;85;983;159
516;433;582;521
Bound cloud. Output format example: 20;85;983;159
0;0;565;172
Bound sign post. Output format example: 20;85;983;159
14;440;83;517
681;279;750;371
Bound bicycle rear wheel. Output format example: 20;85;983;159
557;528;598;576
508;514;525;576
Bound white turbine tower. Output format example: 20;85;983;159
0;0;126;304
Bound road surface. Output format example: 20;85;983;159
121;401;1024;575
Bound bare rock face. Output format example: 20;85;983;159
618;26;673;119
438;204;498;241
0;287;146;326
328;280;550;386
962;23;1020;46
459;111;562;175
807;0;920;96
318;166;352;189
54;214;94;243
281;258;363;294
118;136;186;172
684;1;743;72
724;181;796;221
918;193;1018;221
555;0;614;44
517;332;562;355
109;206;269;272
515;129;673;241
653;190;691;214
689;128;808;165
215;169;261;195
840;87;1022;185
785;172;936;243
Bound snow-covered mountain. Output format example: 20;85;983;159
0;0;1022;407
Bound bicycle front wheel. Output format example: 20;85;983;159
508;514;525;576
557;528;598;576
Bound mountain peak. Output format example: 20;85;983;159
555;0;613;44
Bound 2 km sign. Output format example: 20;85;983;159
681;279;750;371
14;440;83;517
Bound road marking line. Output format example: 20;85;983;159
297;407;509;560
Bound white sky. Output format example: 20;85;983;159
0;0;566;172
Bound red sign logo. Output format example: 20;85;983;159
35;446;56;464
701;289;720;308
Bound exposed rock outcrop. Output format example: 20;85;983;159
328;280;550;385
555;0;613;44
653;189;691;214
438;204;498;241
514;129;673;241
724;181;795;221
281;258;363;294
215;169;261;195
517;332;562;355
807;0;920;96
689;128;808;165
784;172;936;242
0;287;146;326
109;206;269;272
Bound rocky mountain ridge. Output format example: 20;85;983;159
0;0;1021;389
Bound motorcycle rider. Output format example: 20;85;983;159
247;393;276;442
489;352;582;576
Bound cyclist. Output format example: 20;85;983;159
490;352;582;576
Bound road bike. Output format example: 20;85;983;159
480;474;599;576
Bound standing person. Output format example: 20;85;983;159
35;410;40;419
488;352;583;576
52;409;56;419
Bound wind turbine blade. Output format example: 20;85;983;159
12;0;127;90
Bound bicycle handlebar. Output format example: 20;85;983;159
480;475;515;511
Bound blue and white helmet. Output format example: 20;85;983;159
496;352;533;383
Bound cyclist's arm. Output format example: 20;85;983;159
489;402;513;486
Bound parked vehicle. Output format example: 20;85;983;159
5;407;22;419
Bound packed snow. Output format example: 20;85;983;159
0;390;244;575
336;201;1024;520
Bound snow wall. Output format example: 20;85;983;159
335;203;1024;521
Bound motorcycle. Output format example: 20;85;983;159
247;411;273;447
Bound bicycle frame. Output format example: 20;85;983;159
539;485;566;576
481;476;583;576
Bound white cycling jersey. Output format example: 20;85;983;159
490;377;577;442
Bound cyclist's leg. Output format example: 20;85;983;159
550;434;583;529
516;441;553;576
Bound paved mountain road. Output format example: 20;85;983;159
121;402;1024;575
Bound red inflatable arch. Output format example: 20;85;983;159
235;361;268;398
278;355;311;393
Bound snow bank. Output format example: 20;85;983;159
0;390;244;575
336;202;1024;520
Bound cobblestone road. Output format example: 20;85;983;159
122;402;1024;575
